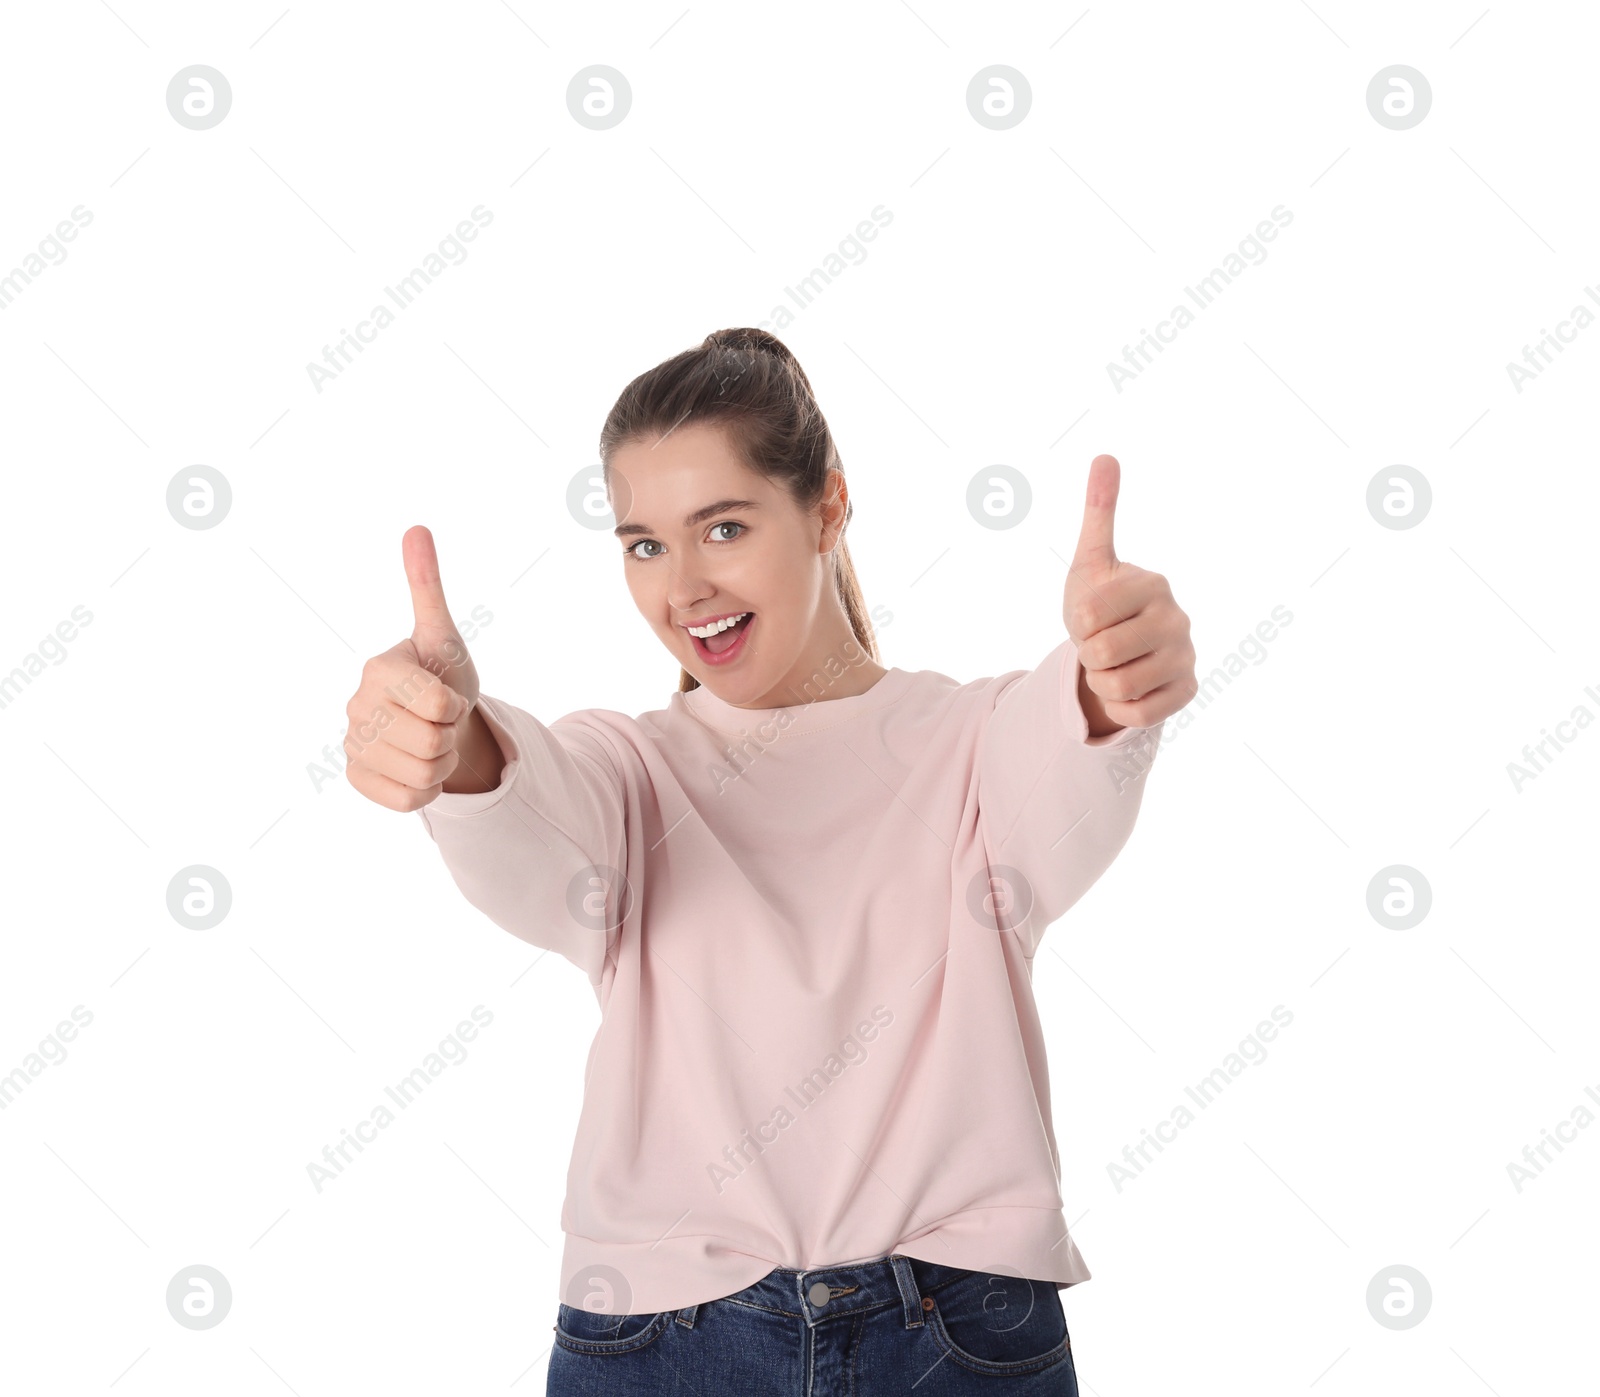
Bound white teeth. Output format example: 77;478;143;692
686;612;749;638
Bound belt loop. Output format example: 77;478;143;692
673;1302;700;1328
888;1254;925;1329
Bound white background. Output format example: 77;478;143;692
1;1;1595;1392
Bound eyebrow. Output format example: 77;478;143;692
613;498;763;539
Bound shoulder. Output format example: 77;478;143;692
544;692;695;759
896;643;1066;713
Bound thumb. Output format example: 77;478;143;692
1072;454;1120;574
402;524;460;643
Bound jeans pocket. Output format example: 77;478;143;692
553;1301;671;1355
924;1269;1071;1375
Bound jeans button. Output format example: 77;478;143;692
808;1282;832;1306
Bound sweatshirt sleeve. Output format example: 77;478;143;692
414;693;629;986
974;636;1164;957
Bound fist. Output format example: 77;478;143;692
342;525;483;812
1064;455;1196;732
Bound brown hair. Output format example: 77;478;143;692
598;328;879;694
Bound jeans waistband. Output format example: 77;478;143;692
669;1253;978;1331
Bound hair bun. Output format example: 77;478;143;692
702;327;795;364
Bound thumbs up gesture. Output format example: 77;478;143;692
343;526;498;811
402;524;481;709
1064;455;1196;736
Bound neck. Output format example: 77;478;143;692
747;616;886;709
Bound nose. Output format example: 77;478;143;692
665;574;714;620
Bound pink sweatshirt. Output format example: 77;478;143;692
417;636;1164;1313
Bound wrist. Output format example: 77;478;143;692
1077;658;1125;739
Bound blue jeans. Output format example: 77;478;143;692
547;1253;1079;1394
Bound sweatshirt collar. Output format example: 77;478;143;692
681;664;914;736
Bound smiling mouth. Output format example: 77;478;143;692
688;611;754;662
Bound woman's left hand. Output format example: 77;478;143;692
1063;454;1197;736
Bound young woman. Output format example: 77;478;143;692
345;328;1195;1394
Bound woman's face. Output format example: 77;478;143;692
608;420;844;708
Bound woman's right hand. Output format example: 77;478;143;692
344;525;502;811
